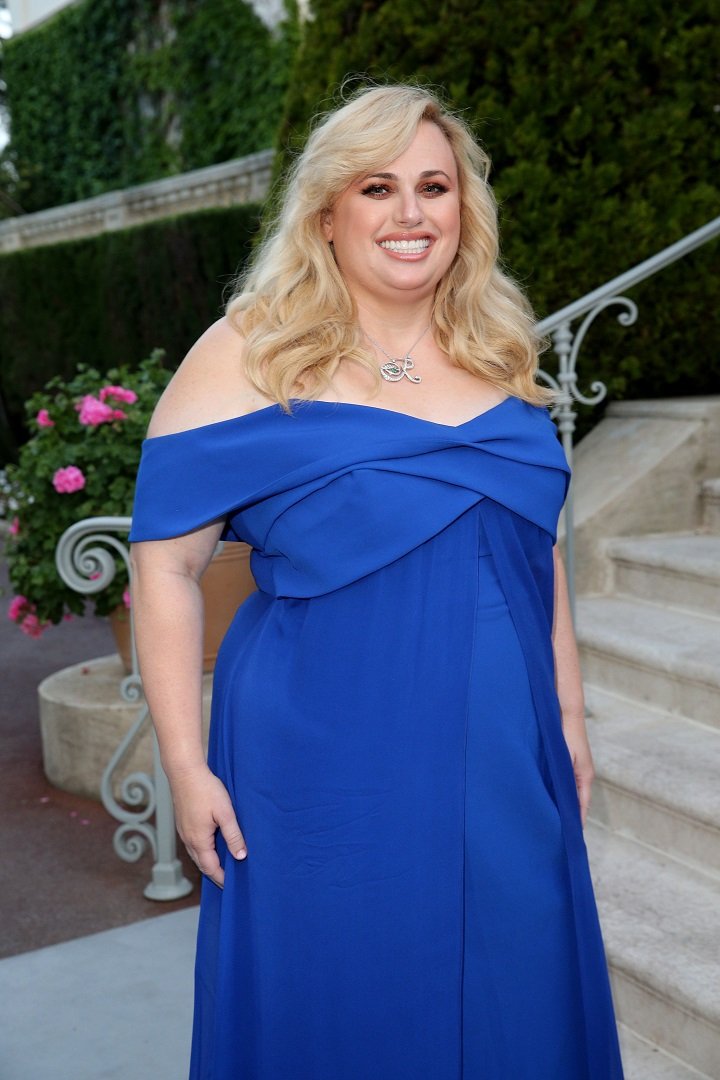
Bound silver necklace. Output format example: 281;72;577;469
364;324;430;384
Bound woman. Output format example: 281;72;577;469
129;84;624;1078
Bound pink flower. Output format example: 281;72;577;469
20;612;49;638
36;408;55;428
8;594;30;622
75;394;127;426
122;586;132;609
8;516;20;536
63;613;74;621
53;465;86;494
9;595;51;636
99;385;137;405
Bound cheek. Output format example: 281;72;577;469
333;217;380;264
443;205;462;257
442;200;461;238
336;200;386;241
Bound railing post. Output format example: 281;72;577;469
550;321;578;619
144;731;193;901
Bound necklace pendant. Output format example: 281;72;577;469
380;355;422;384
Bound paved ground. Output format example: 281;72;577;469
0;908;198;1080
0;552;200;960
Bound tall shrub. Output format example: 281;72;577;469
0;0;297;213
276;0;720;405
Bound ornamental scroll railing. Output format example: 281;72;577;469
535;213;720;616
55;213;720;897
56;517;193;901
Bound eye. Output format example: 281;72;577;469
360;183;391;197
421;182;449;196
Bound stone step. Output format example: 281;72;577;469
702;478;720;532
576;596;720;728
607;532;720;616
585;686;720;878
618;1023;713;1079
586;823;720;1077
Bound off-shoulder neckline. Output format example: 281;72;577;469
143;394;520;442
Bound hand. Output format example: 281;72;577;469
561;719;595;829
167;763;248;887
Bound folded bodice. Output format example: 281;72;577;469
128;396;570;598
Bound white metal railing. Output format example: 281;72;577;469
56;517;194;901
536;214;720;614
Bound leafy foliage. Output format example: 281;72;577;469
277;0;720;406
2;352;173;629
0;0;296;213
0;201;263;461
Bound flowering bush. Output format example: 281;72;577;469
2;350;172;637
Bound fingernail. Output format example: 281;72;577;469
235;849;247;860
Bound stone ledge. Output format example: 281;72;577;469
38;654;213;801
607;397;720;421
606;532;720;616
0;149;274;253
618;1023;712;1080
577;596;720;687
587;822;720;1076
564;395;720;593
586;686;720;831
586;685;720;875
607;533;720;581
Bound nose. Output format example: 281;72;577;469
394;187;424;228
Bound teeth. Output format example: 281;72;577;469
379;239;431;252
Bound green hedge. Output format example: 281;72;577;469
0;203;263;463
0;0;297;214
277;0;720;408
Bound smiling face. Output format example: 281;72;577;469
322;120;461;308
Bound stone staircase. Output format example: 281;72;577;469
577;478;720;1079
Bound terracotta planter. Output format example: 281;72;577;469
108;603;133;673
200;542;257;671
110;542;257;675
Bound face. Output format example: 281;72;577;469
322;121;461;306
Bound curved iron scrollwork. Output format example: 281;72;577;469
55;516;192;900
537;296;639;616
538;296;637;437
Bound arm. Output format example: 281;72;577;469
130;528;248;887
552;545;594;827
128;317;258;886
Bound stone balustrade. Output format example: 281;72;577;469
0;149;274;253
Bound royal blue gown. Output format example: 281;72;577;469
129;395;624;1079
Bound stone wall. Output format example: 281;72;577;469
7;0;77;34
0;149;274;253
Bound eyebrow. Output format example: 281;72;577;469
360;170;453;182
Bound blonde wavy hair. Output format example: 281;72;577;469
226;82;552;411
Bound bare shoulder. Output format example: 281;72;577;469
146;316;275;439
